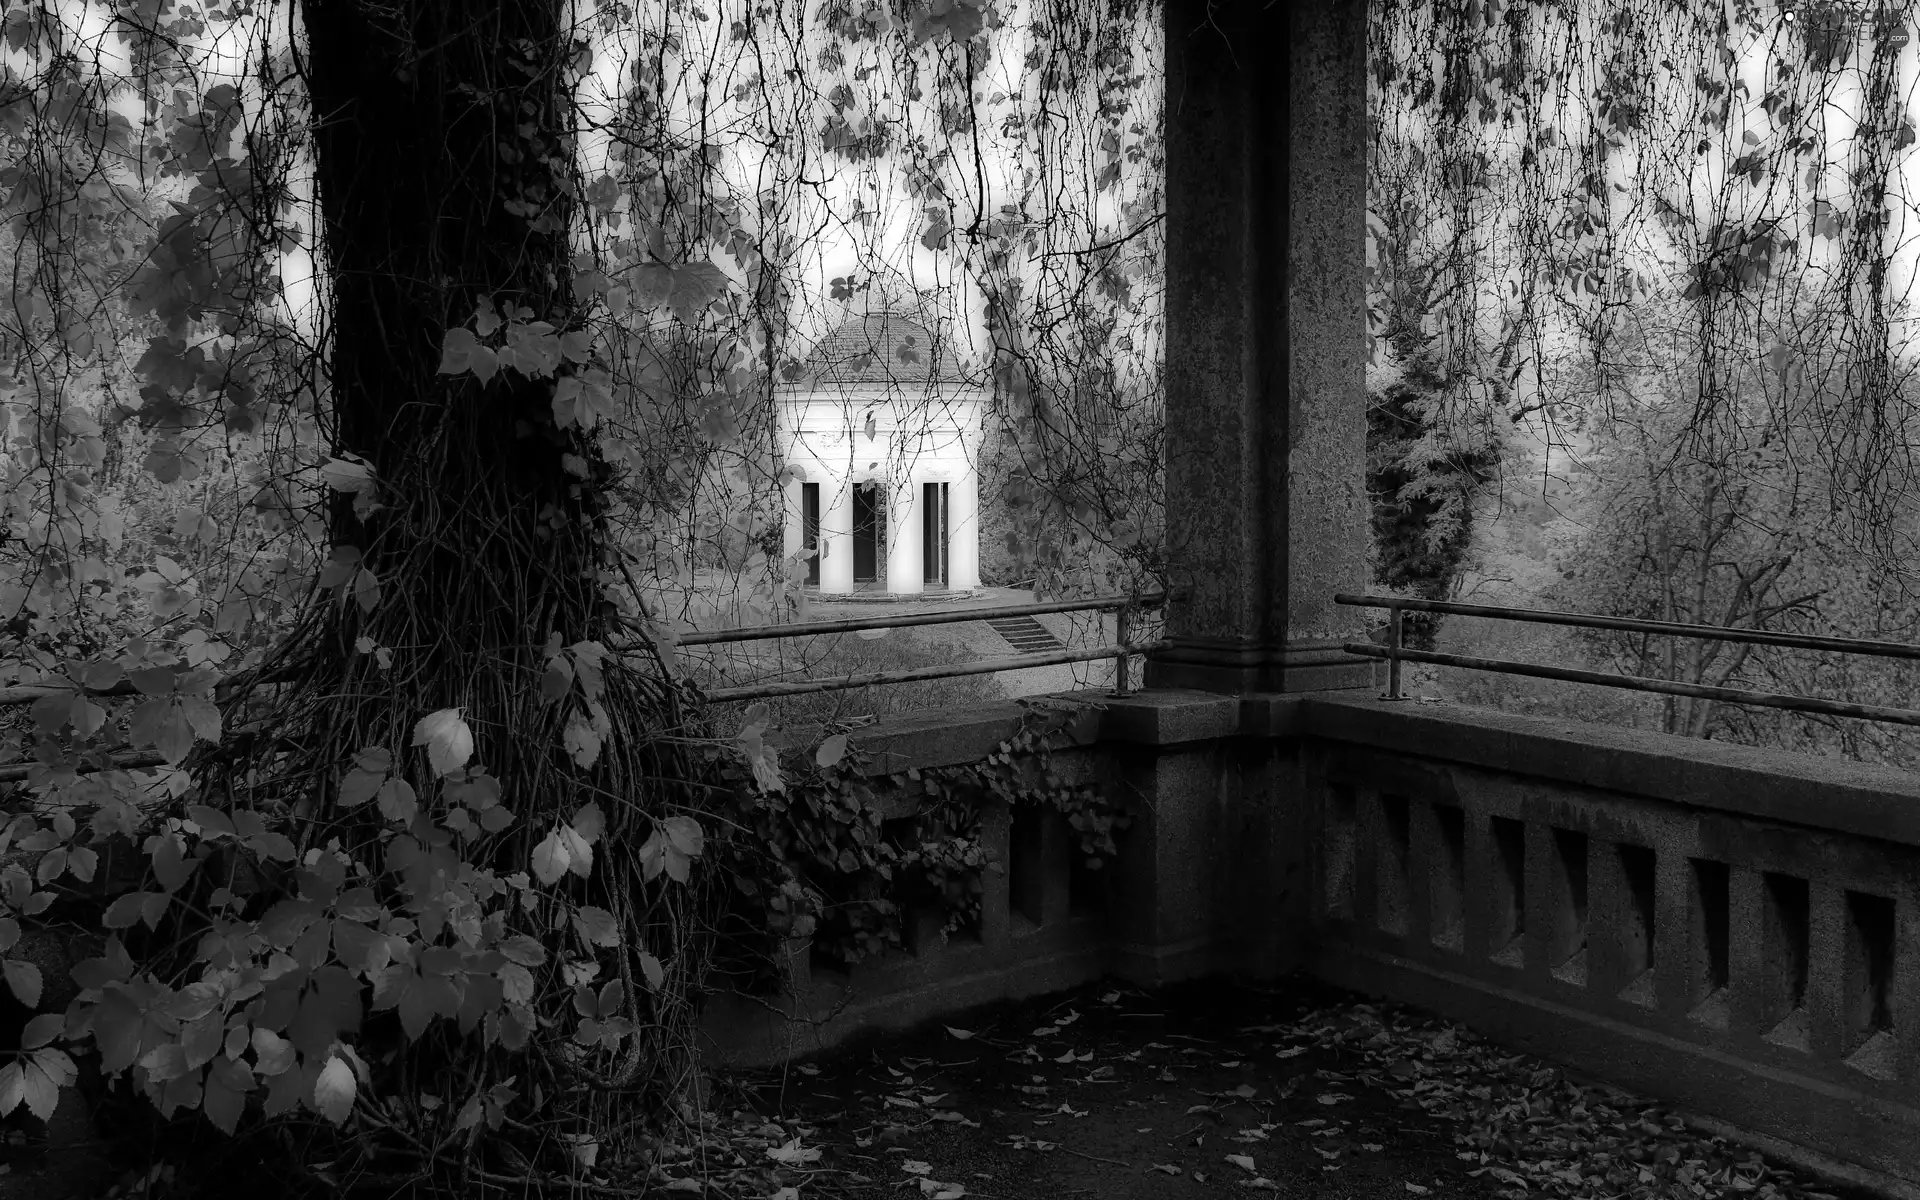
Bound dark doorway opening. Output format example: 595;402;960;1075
923;481;949;588
801;482;820;585
853;482;879;582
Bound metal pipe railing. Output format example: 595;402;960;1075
653;591;1166;647
659;590;1166;704
1336;593;1920;728
706;641;1165;703
1340;642;1920;729
1335;593;1920;662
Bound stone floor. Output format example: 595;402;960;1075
12;973;1905;1200
679;973;1898;1200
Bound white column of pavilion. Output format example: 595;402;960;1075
777;315;985;597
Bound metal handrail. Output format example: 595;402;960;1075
1335;593;1920;661
675;591;1168;702
1335;592;1920;728
662;591;1167;647
706;641;1165;703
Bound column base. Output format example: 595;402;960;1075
1143;637;1372;694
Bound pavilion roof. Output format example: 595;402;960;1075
782;311;970;391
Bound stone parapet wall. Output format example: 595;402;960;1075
700;687;1920;1187
1300;695;1920;1189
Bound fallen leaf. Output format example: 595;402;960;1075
946;1027;975;1040
766;1137;822;1165
901;1161;934;1177
1276;1046;1308;1059
1406;1185;1431;1196
1226;1154;1257;1172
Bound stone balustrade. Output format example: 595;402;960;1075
699;688;1920;1190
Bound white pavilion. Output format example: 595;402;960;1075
777;312;984;596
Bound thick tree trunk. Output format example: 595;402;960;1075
301;0;604;649
216;2;706;1175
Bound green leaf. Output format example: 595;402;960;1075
156;705;196;765
204;1057;254;1134
469;344;501;385
352;567;381;614
128;666;177;696
662;815;704;859
0;1063;22;1118
412;708;474;776
531;829;570;885
570;802;605;844
339;766;384;809
438;327;477;374
30;691;70;735
187;805;236;836
376;777;418;823
151;831;197;892
20;1014;62;1049
638;952;665;991
563;710;602;768
179;695;221;742
247;832;298;863
103;891;153;929
573;905;620;948
313;1055;355;1125
539;656;575;702
330;919;387;975
497;934;546;967
498;962;535;1007
2;958;41;1007
250;1028;295;1076
816;734;849;768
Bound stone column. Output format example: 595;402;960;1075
781;475;804;571
819;477;854;595
1144;0;1371;694
948;466;980;591
886;473;924;596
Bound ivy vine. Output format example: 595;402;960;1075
704;701;1130;991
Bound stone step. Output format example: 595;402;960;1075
985;615;1064;653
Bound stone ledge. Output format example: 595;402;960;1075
764;688;1268;777
1300;694;1920;851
